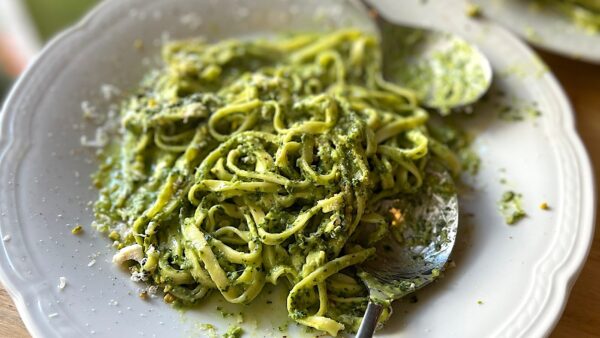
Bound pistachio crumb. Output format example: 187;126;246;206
108;230;120;241
539;202;550;210
71;225;83;235
164;293;175;303
368;9;379;19
466;3;482;17
134;39;144;50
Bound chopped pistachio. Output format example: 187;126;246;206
108;230;120;241
71;225;83;235
134;39;144;50
466;3;482;17
164;293;175;303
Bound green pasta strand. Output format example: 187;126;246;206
92;29;459;336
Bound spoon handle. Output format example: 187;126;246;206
356;301;383;338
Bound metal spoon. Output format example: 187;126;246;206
360;0;493;114
356;161;459;337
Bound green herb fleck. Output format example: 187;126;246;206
498;191;526;225
223;325;243;338
199;324;217;338
498;103;541;122
278;323;289;332
236;312;244;324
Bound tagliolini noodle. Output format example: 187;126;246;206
92;29;459;336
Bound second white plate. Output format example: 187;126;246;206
474;0;600;63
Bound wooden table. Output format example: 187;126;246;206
542;51;600;338
0;51;598;338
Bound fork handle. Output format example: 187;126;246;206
356;301;384;338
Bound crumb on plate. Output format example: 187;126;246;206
71;225;83;235
58;276;67;290
466;3;482;17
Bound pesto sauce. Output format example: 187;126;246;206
428;118;481;176
358;271;415;304
198;324;218;338
91;29;469;336
498;190;526;225
460;148;481;176
497;102;541;122
382;27;489;113
223;325;243;338
216;306;234;318
278;322;289;333
481;86;542;122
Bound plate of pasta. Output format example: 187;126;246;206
472;0;600;63
0;0;594;337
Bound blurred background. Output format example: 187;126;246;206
0;0;98;99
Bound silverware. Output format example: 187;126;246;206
356;161;459;337
360;0;492;113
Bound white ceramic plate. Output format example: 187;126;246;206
473;0;600;64
0;0;595;337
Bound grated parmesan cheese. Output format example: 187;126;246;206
112;244;144;265
58;276;67;290
100;84;121;101
179;13;202;29
80;128;109;148
130;270;147;282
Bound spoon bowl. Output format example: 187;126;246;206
356;161;459;337
360;0;493;113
